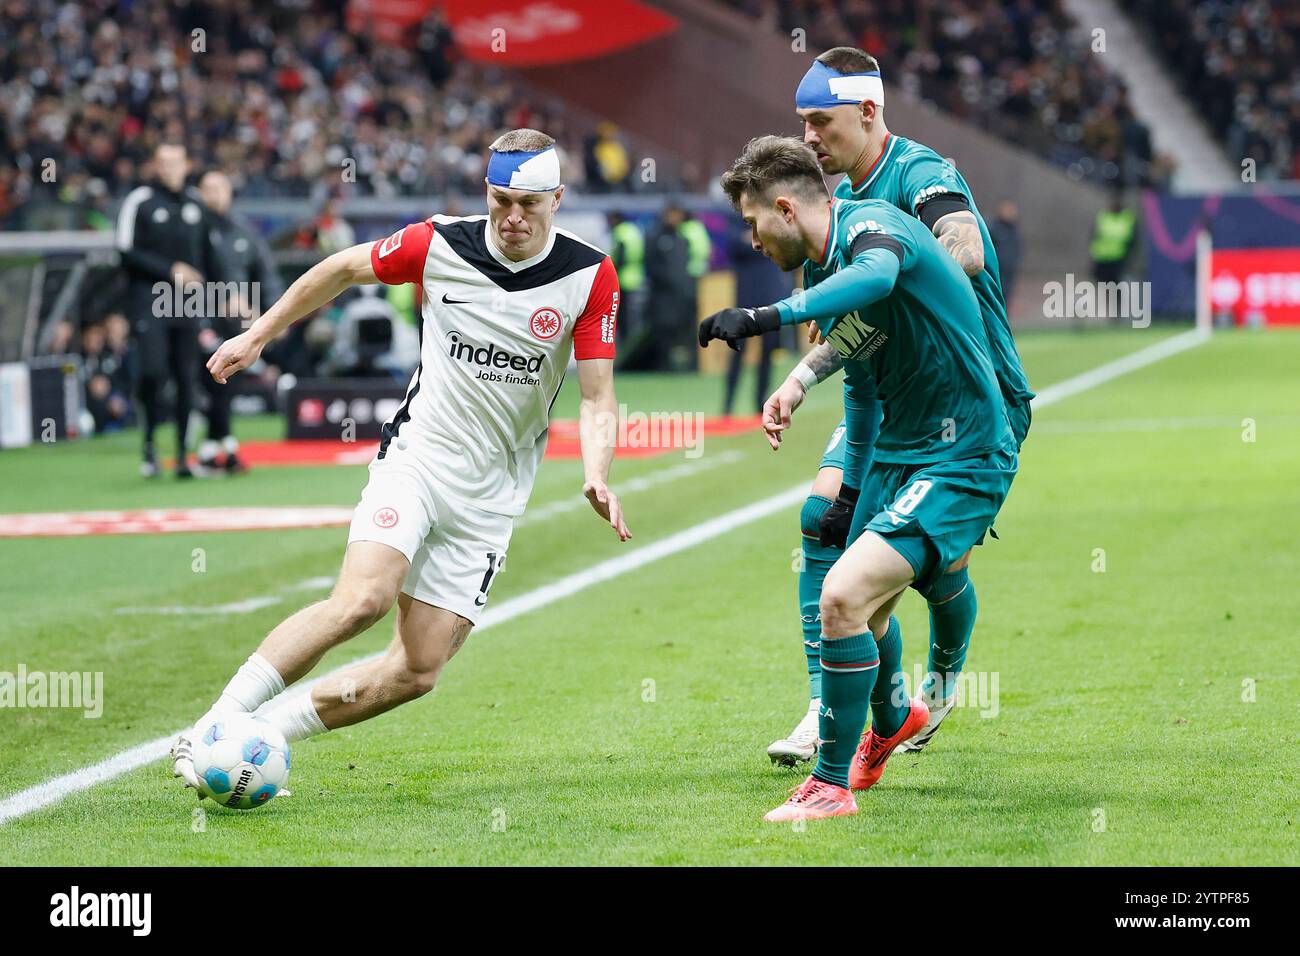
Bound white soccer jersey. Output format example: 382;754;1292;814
368;214;619;515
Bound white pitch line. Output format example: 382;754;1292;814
0;483;806;827
1029;328;1209;410
113;577;338;616
0;328;1210;827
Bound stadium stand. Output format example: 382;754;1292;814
1129;0;1300;181
0;0;640;230
720;0;1170;187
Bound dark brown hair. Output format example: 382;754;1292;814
719;135;828;209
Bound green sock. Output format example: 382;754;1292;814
922;569;976;703
812;630;878;789
799;540;840;701
798;495;838;701
871;615;909;738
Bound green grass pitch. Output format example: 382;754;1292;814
1;328;1296;865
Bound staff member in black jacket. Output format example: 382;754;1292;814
195;169;284;474
116;142;231;478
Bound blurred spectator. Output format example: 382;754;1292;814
989;199;1022;308
80;320;132;433
607;211;646;347
195;169;283;474
116;141;231;478
312;198;356;255
680;209;713;281
641;204;695;372
723;218;792;416
411;9;457;87
1090;191;1137;285
42;319;75;356
584;122;632;193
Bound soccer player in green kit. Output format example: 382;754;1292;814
762;48;1034;765
699;136;1018;820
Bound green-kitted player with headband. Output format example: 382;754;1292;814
698;136;1018;821
759;48;1034;766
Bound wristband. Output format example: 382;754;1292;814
790;363;819;393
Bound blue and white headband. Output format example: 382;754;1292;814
486;146;561;192
795;60;885;110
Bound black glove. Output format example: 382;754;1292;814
698;306;780;351
819;485;860;549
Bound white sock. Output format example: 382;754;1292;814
264;692;329;743
197;653;285;729
222;435;239;454
199;439;220;461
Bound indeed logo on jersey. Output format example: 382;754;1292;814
826;310;887;361
446;330;544;385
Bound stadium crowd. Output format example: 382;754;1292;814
0;0;643;230
722;0;1175;188
1130;0;1300;181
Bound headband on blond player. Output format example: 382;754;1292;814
795;60;885;110
486;146;562;192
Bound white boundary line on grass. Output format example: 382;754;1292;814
1029;328;1208;409
0;328;1209;827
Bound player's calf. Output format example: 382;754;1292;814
808;534;915;794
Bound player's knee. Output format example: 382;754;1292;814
329;587;394;635
397;661;442;700
819;576;865;634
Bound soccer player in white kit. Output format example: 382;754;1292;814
172;129;629;792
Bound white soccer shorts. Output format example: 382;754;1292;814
346;448;512;624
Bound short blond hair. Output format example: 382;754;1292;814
489;128;556;153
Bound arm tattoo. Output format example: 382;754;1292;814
934;212;984;276
802;342;842;383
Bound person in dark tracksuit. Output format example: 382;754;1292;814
196;169;283;474
115;143;232;477
723;218;793;415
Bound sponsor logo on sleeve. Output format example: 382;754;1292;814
600;291;619;344
377;230;404;259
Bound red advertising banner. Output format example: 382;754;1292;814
347;0;677;64
444;0;677;65
1209;248;1300;326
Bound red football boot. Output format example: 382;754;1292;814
763;774;859;822
848;698;930;791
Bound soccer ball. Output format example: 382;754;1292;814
192;714;291;810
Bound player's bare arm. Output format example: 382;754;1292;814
577;357;631;541
206;242;378;384
762;344;841;450
933;209;984;276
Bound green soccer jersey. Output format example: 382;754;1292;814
777;198;1010;475
833;134;1034;406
